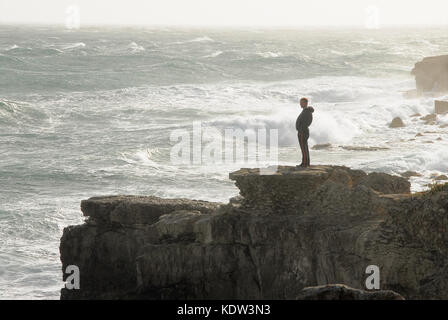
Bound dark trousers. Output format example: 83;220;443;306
298;131;310;166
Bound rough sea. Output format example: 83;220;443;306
1;25;448;299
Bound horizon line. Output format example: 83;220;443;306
1;21;448;30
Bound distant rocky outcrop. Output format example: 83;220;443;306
312;143;332;150
340;146;390;151
435;100;448;114
389;117;405;128
412;55;448;93
421;113;437;125
312;144;390;152
400;171;422;179
60;165;448;300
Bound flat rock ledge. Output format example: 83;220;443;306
60;165;448;300
229;165;410;213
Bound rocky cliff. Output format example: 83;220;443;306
60;165;448;299
412;55;448;93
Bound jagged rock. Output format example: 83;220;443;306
435;100;448;114
421;114;437;125
340;146;390;151
401;171;422;179
60;165;448;300
229;165;366;213
312;143;332;150
228;166;409;213
389;117;405;128
356;172;411;194
80;195;219;225
297;284;404;300
60;196;220;299
436;175;448;181
412;55;448;93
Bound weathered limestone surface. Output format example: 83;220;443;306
297;284;404;300
411;55;448;93
229;165;410;213
60;165;448;300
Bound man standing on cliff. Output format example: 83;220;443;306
296;97;314;167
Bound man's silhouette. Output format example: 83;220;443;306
296;97;314;167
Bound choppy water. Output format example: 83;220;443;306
1;25;448;299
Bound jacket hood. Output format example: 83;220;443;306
307;106;314;113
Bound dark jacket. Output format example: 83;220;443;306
296;106;314;134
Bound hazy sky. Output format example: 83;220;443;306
0;0;447;27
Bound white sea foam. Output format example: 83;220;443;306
203;50;223;58
172;36;215;45
206;107;361;148
127;41;145;53
61;42;86;50
426;148;448;172
256;51;283;58
189;36;215;43
5;44;19;51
